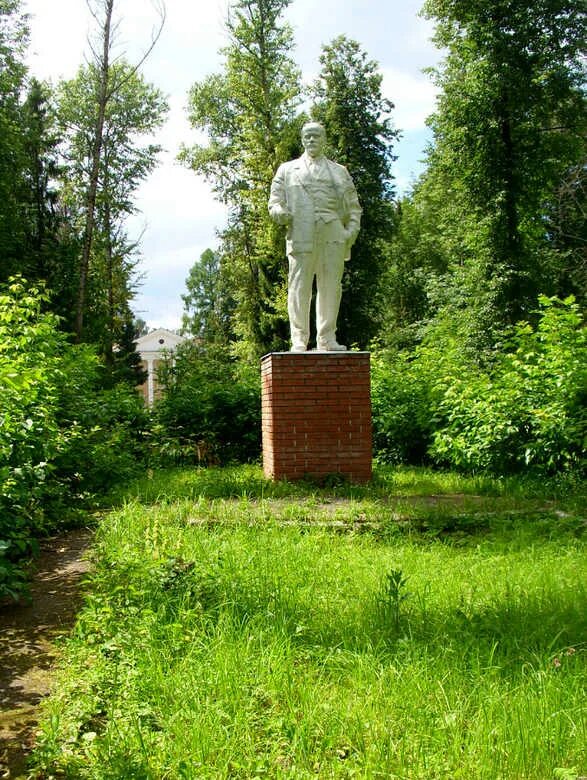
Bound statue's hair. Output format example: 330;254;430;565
301;121;326;137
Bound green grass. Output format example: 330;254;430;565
105;462;586;506
33;466;586;779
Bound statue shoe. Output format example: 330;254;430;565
290;344;307;352
317;341;347;351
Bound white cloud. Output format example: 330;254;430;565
382;67;438;133
23;0;88;80
130;164;224;228
127;163;226;329
131;238;217;329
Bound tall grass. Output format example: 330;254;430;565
34;467;586;779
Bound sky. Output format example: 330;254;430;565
23;0;441;330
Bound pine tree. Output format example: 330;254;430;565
0;0;28;279
421;0;586;345
110;316;148;388
310;36;398;348
182;0;302;358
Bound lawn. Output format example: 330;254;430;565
33;465;586;779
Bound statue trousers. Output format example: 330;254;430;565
287;218;346;348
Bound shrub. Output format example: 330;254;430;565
370;348;434;464
53;346;149;497
152;344;261;465
430;296;586;474
0;278;149;601
0;279;65;599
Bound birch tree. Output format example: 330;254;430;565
70;0;166;342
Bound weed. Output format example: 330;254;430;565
32;465;587;779
376;568;411;633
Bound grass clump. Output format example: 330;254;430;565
33;466;586;778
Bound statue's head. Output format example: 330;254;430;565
301;122;326;158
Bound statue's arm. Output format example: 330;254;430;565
343;170;362;243
268;165;292;226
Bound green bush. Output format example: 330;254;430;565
0;280;65;599
370;348;434;464
0;278;148;601
152;344;261;465
431;296;586;474
53;345;149;497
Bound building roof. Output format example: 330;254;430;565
135;328;186;354
136;328;186;352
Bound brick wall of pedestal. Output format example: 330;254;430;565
261;352;372;483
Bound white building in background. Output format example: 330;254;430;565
135;328;187;406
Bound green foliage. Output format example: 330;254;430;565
0;0;29;279
152;343;261;465
1;0;166;360
0;279;65;599
431;296;586;473
181;248;235;345
182;0;301;357
19;79;71;285
59;61;167;220
106;317;148;389
385;0;587;352
373;296;586;476
376;568;410;632
0;11;80;307
544;163;587;308
310;36;398;348
381;192;450;350
58;59;168;345
0;278;148;601
111;461;584;512
370;348;434;464
53;344;149;496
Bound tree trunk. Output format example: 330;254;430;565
74;0;114;342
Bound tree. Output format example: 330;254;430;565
59;58;167;354
381;192;450;350
0;0;28;279
74;0;114;341
109;316;148;388
181;248;235;345
134;317;150;337
19;78;83;317
544;162;587;309
181;0;302;358
420;0;586;345
0;6;79;317
21;80;60;269
68;0;166;342
310;36;399;348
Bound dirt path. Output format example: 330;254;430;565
0;528;93;779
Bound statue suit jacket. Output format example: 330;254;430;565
268;155;362;260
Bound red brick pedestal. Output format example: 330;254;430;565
261;352;372;483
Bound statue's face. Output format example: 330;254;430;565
302;126;326;158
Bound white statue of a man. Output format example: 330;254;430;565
268;122;362;352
